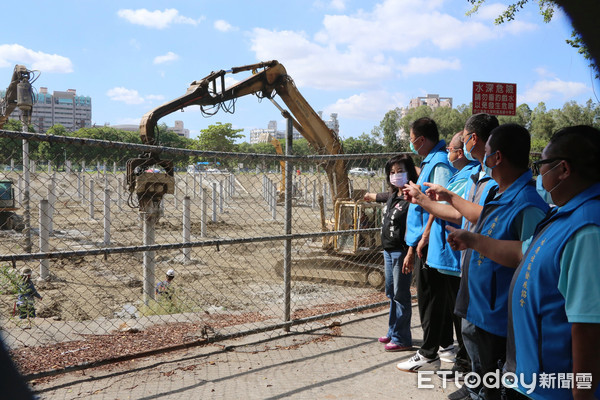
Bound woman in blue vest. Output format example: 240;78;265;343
364;154;418;352
447;125;600;399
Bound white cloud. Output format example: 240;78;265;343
398;57;461;76
117;9;203;29
313;0;347;11
250;28;393;90
470;3;508;21
0;44;73;73
519;78;589;104
323;90;407;121
146;94;165;102
214;20;237;32
153;51;179;64
106;87;144;104
248;0;537;93
534;67;557;79
329;0;346;11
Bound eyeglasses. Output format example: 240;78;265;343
410;136;422;144
461;133;473;143
446;147;460;152
532;157;569;175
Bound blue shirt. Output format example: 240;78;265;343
405;140;454;247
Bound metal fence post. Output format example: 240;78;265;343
89;179;95;220
219;180;224;212
212;182;217;222
201;187;207;237
183;196;191;263
142;211;156;305
22;136;32;253
47;175;55;233
271;180;277;220
39;199;50;280
104;188;111;246
283;117;293;330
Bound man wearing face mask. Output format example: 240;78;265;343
402;114;501;399
446;125;600;399
397;117;455;371
446;124;548;400
399;131;480;378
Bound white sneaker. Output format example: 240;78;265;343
438;345;456;363
396;351;441;372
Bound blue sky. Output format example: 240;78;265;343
0;1;596;142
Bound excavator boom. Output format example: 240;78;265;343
134;60;349;205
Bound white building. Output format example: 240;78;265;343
0;86;92;133
110;120;189;138
249;112;340;144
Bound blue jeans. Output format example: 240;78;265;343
383;250;412;346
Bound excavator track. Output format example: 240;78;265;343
274;252;385;290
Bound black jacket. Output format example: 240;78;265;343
376;190;409;251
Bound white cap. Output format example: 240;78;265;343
166;269;175;277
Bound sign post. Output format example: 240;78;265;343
472;81;517;116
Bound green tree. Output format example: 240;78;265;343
553;100;597;128
530;102;555;140
195;123;243;153
431;106;467;141
0;119;33;163
377;109;402;151
498;103;533;128
343;133;386;170
192;123;244;168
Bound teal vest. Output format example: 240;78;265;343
457;171;549;337
506;183;600;399
405;140;453;247
427;161;479;273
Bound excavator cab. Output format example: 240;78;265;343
0;180;15;209
0;179;24;231
333;199;382;254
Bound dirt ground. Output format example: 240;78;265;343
0;171;386;357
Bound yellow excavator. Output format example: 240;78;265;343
0;65;34;231
126;60;384;288
270;137;286;203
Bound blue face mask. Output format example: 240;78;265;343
409;137;422;155
536;175;554;204
463;134;476;161
535;161;562;205
483;151;497;177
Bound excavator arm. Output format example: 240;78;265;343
128;60;349;209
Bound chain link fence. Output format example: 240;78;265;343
0;129;401;379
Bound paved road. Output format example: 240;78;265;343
32;307;460;399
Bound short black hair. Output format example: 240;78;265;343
464;113;499;143
547;125;600;181
410;117;439;142
385;154;418;188
487;123;530;170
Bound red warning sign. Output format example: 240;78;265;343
472;81;517;116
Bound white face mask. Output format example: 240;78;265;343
390;172;408;188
